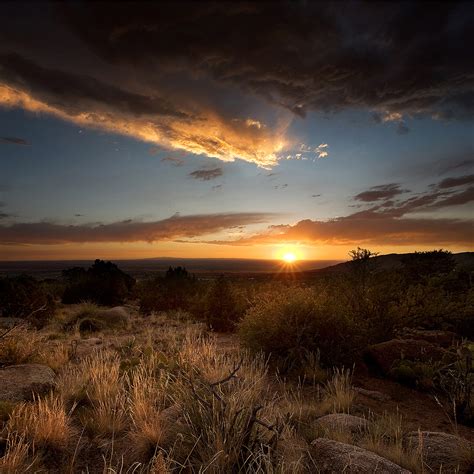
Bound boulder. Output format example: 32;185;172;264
364;339;445;375
96;306;129;327
405;431;473;473
397;329;459;348
0;364;55;402
354;387;391;402
311;438;411;473
316;414;369;435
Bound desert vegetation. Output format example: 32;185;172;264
0;249;473;472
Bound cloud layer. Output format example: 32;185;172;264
206;177;474;247
0;212;274;245
0;2;473;166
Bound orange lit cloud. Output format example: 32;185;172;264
203;182;474;247
0;49;289;169
0;212;276;245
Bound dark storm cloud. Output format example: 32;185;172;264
0;212;275;244
354;184;408;202
0;53;189;119
56;2;474;119
0;136;29;145
189;167;223;181
0;1;472;169
436;174;474;189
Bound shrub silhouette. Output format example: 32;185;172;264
0;275;55;328
201;275;247;332
62;259;135;306
138;266;197;314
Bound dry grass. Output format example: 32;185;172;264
358;411;423;473
0;311;460;473
127;356;177;461
0;327;42;365
7;393;72;451
322;367;354;414
35;341;72;372
0;432;35;473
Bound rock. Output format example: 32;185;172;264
311;438;411;473
316;414;369;435
158;405;187;449
405;431;473;472
397;329;459;348
159;404;182;424
354;387;391;402
364;339;445;375
73;337;103;359
91;306;129;330
0;364;55;402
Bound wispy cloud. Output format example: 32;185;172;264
161;155;185;167
0;136;29;145
315;143;329;158
189;167;223;181
354;183;409;202
436;174;474;189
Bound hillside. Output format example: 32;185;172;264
311;252;474;274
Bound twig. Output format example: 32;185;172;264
210;358;243;387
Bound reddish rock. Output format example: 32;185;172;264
364;339;445;375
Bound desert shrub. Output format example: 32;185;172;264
389;360;436;390
0;275;55;328
239;286;365;367
199;275;248;332
62;259;135;306
138;266;198;314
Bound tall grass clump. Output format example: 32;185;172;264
7;393;72;452
0;432;34;473
360;412;423;473
126;355;180;462
239;287;364;369
172;333;286;472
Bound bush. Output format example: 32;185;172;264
138;266;198;314
0;275;55;328
239;287;365;367
62;259;135;306
200;276;248;332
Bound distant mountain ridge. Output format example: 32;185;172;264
312;252;474;274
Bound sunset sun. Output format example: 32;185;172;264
282;252;297;263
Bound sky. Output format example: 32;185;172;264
0;1;473;261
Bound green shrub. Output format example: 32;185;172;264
200;276;248;332
389;360;435;390
239;286;364;367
